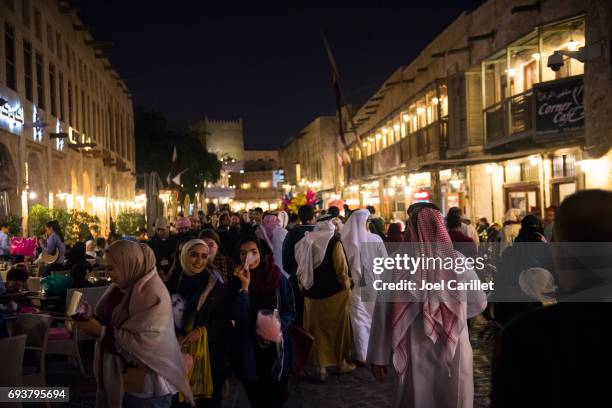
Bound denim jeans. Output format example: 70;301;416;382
123;393;173;408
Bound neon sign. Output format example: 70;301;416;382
0;98;24;128
413;189;431;202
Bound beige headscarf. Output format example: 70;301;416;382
179;239;209;276
95;240;193;407
104;240;156;290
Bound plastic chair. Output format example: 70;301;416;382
0;334;26;408
47;292;86;376
13;314;51;387
0;334;27;385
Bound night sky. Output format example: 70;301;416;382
79;0;485;150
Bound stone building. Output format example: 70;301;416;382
0;0;136;233
340;0;611;222
191;116;245;162
229;150;281;212
279;116;342;206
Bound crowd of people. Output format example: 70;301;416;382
1;188;611;408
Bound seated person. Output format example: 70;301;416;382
5;267;29;293
69;264;93;288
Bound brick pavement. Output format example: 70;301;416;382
38;315;495;408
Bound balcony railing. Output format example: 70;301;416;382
484;89;534;145
344;122;444;183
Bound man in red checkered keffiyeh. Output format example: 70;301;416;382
367;206;487;408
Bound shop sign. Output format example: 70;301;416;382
0;98;24;128
446;192;460;208
413;189;431;202
535;76;584;134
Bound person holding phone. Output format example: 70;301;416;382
230;236;295;408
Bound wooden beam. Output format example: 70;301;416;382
468;30;496;42
417;67;428;73
511;1;541;13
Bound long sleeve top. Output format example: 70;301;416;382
0;231;9;256
46;233;65;265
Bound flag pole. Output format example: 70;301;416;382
321;30;363;158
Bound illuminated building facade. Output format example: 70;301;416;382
338;0;611;222
0;0;136;233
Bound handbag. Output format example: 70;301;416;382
9;237;37;257
288;324;314;374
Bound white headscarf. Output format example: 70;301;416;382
519;267;557;305
295;219;335;290
277;211;289;229
180;239;209;276
340;209;385;287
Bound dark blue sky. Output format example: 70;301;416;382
79;0;484;149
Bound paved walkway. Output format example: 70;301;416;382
40;315;495;408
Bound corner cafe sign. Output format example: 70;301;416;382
535;75;584;134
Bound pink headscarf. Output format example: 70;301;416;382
256;214;281;249
176;216;192;230
391;207;466;381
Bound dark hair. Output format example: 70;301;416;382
45;220;64;242
288;213;299;223
328;206;340;218
555;190;612;242
387;222;402;235
253;207;263;214
298;204;315;224
515;214;545;242
0;222;8;228
446;212;463;229
96;237;106;247
367;205;376;215
68;242;86;262
70;263;89;284
447;206;462;216
7;267;28;282
199;228;221;248
236;235;263;264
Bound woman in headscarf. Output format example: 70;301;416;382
230;236;295;408
340;208;387;364
500;208;523;253
74;240;192;408
386;222;404;243
198;229;235;283
167;239;232;408
367;207;487;408
255;214;289;277
86;240;98;259
295;214;353;382
494;214;553;326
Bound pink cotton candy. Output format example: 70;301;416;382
256;310;282;343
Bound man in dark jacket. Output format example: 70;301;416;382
146;217;177;278
491;189;612;408
282;204;315;326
